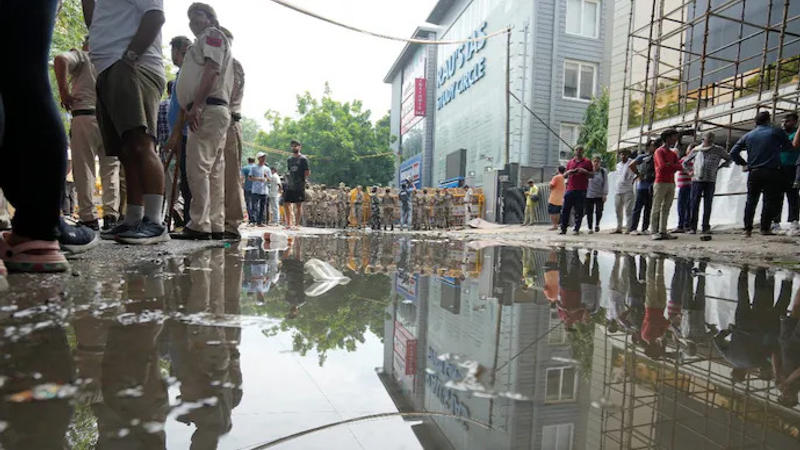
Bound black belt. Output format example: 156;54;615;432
72;109;95;117
231;113;242;122
187;97;228;110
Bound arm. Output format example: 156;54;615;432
53;54;77;111
794;130;800;149
126;10;165;60
164;109;186;155
629;159;640;178
186;61;220;132
682;152;697;171
729;136;748;166
81;0;95;27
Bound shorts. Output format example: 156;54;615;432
548;203;562;215
96;61;165;157
284;189;306;203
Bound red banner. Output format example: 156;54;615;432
414;78;427;117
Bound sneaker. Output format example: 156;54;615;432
59;217;100;254
116;217;170;245
623;230;630;235
78;219;100;231
700;229;711;235
629;230;640;235
688;229;697;235
787;221;800;237
760;229;775;236
610;229;622;234
588;229;594;235
170;227;211;241
221;231;242;241
595;227;600;233
101;221;134;240
664;233;678;240
651;233;665;241
744;229;752;238
771;222;782;234
640;229;651;235
101;215;118;232
559;230;567;235
573;230;580;236
211;232;223;240
671;228;685;234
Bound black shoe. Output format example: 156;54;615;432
559;230;567;235
211;232;223;240
101;215;118;231
221;231;242;241
59;217;100;254
171;228;211;240
78;219;100;231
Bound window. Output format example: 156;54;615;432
542;423;574;450
548;310;567;345
545;366;578;402
566;0;600;38
559;123;581;161
564;61;597;100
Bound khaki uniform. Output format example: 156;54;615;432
223;58;245;234
61;49;121;221
336;189;348;228
381;192;396;231
425;194;435;229
178;27;234;233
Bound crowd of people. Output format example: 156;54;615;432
542;110;800;239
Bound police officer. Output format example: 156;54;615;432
172;3;234;240
382;188;395;231
443;188;454;229
352;186;364;229
220;27;245;240
370;187;381;230
336;183;348;228
54;39;121;231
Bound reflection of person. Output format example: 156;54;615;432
619;254;646;333
604;253;627;328
283;239;306;318
557;249;589;329
774;291;800;407
641;256;669;358
579;250;601;314
679;261;709;356
714;267;790;382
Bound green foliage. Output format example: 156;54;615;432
255;87;396;186
577;89;615;167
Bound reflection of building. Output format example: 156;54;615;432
386;0;613;189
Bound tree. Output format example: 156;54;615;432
256;88;396;186
577;88;614;167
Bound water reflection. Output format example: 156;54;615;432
0;234;798;449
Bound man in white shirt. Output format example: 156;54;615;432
268;167;282;226
613;150;636;234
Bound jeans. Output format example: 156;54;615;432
689;181;716;232
401;205;411;228
615;191;634;231
178;135;191;224
244;191;254;223
744;168;782;232
677;186;691;230
560;190;586;232
252;194;267;224
0;0;66;240
775;166;799;223
585;197;604;229
269;196;280;224
629;187;653;232
651;182;676;234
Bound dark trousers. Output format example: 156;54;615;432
677;186;691;229
253;194;267;224
744;168;782;232
0;0;66;240
244;191;254;223
629;187;653;232
775;166;799;223
560;190;586;232
585;197;604;229
178;136;191;224
689;181;716;232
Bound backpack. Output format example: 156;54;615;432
638;155;656;183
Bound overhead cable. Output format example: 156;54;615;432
268;0;511;45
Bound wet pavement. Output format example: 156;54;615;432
1;234;799;449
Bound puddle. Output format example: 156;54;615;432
0;235;799;449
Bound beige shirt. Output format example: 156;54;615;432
177;26;234;109
61;50;97;111
230;58;245;114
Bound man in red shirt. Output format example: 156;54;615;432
651;129;683;240
560;146;594;235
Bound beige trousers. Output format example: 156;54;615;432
651;182;675;234
186;106;229;233
70;115;121;221
223;121;245;234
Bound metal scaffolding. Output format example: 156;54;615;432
615;0;800;151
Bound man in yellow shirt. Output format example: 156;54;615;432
523;179;540;226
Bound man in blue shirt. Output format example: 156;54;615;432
730;111;792;236
242;157;256;225
248;153;270;226
166;36;192;225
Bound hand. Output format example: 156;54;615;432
60;93;80;111
186;105;203;132
164;130;182;156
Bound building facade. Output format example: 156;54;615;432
386;0;613;188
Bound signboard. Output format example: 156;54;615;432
399;154;423;189
396;272;419;301
393;321;418;376
414;78;427;117
436;22;489;110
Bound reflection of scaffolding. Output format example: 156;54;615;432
595;327;800;449
614;0;800;151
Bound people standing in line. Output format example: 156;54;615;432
221;27;246;240
548;166;567;230
284;140;310;229
268;167;282;226
84;0;168;244
170;3;234;241
628;140;657;235
682;131;731;234
612;150;636;234
165;35;192;230
54;39;121;232
641;256;669;358
523;179;539;226
584;156;607;234
382;188;396;231
242;157;255;224
559;146;594;235
370;187;382;230
673;146;693;234
463;184;474;226
399;182;412;230
730;111;791;237
649;130;682;240
777;113;799;234
248;153;269;226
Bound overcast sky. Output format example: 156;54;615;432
162;0;439;129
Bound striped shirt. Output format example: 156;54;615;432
683;144;731;183
676;157;693;188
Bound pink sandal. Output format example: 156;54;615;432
0;232;70;273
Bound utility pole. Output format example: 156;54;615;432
505;27;511;167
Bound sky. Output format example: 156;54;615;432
162;0;439;129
